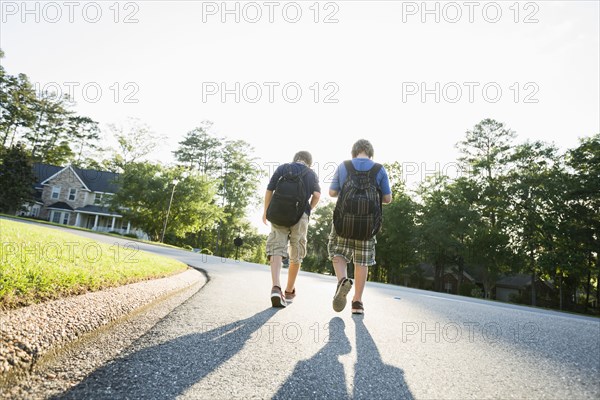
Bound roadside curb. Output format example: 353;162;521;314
0;267;207;383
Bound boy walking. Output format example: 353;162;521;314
328;140;392;314
263;151;321;308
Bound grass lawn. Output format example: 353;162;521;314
0;219;188;310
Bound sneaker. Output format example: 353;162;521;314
271;286;287;308
332;278;353;312
284;288;296;303
351;301;364;315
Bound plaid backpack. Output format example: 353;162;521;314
333;161;383;240
266;164;310;227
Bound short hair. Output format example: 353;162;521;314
293;151;313;166
351;139;374;158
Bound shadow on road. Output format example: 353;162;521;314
353;316;413;399
274;317;352;399
274;316;413;399
55;308;279;400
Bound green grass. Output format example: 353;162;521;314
0;213;188;251
0;219;188;310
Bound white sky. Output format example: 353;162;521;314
1;0;599;234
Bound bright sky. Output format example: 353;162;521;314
1;0;599;233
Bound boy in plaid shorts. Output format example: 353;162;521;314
328;140;392;314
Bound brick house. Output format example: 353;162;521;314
18;163;146;238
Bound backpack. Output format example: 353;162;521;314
333;161;383;240
266;164;310;227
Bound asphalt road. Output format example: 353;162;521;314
7;221;600;399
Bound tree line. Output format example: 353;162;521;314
303;120;599;315
0;51;267;262
2;49;598;314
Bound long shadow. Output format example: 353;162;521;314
273;317;352;399
353;316;414;399
56;308;279;400
274;316;414;400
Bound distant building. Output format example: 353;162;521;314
495;274;555;303
18;163;146;238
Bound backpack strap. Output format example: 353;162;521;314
369;163;384;209
344;160;356;175
298;165;311;179
368;163;383;182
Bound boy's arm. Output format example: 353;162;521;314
262;190;273;225
380;167;393;204
310;191;321;210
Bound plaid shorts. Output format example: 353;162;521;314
327;225;377;266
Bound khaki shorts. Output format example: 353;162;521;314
266;213;309;264
327;225;377;266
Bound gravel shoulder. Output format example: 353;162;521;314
0;267;207;399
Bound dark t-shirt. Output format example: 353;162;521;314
267;162;321;216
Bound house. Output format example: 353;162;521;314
495;274;555;304
400;263;484;296
441;269;479;295
18;163;146;238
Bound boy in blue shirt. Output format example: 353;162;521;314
328;140;392;314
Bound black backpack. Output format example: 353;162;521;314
333;161;383;240
266;164;310;227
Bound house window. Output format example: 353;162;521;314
94;193;102;205
68;188;77;201
51;211;61;223
62;212;70;225
51;187;61;199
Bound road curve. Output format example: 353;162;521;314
6;220;599;399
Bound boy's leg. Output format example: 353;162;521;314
350;237;376;313
286;262;300;293
286;214;309;293
332;256;349;281
328;226;353;312
266;224;290;307
270;255;283;288
352;264;368;302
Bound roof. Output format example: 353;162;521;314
33;164;62;189
74;166;120;193
417;263;435;278
496;274;532;288
33;163;120;193
47;201;74;211
74;205;122;216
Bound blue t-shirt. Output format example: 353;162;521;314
267;163;321;216
330;158;392;195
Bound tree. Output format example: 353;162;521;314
456;119;517;297
376;162;419;285
565;134;600;312
415;176;481;292
1;51;101;165
0;144;35;214
303;201;336;274
110;162;223;241
66;116;101;166
173;121;222;176
174;127;264;257
103;118;162;172
0;69;37;149
505;140;562;306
